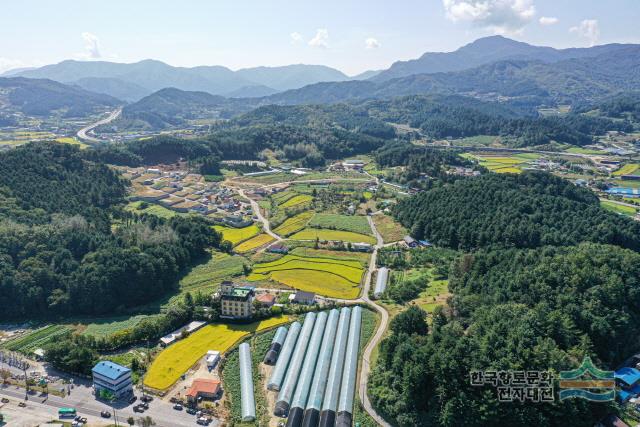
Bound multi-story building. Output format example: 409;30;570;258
219;281;254;319
92;361;133;400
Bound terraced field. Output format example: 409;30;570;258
178;251;246;293
280;194;313;208
289;228;376;244
308;213;372;235
273;211;314;236
1;325;73;353
234;233;275;253
82;315;156;338
213;224;260;245
144;316;288;391
613;164;640;176
289;247;370;265
465;153;540;174
248;254;364;299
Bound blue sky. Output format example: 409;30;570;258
1;0;639;75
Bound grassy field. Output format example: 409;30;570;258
290;228;376;244
248;254;364;299
125;201;180;219
82;315;156;338
235;233;275;253
613;164;640;176
280;194;313;208
372;214;406;243
1;325;73;353
417;279;450;314
273;211;314;236
601;200;638;217
308;213;372;235
564;146;602;155
178;251;246;293
144;316;288;391
55;137;88;149
213;224;260;245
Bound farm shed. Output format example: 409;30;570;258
186;378;221;403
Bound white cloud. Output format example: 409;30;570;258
80;32;101;59
290;32;303;44
570;19;600;47
308;29;329;48
365;37;381;49
0;58;28;74
442;0;536;34
539;16;558;26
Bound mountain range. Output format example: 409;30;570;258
2;36;640;122
5;60;356;101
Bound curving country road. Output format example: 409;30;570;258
234;178;392;426
357;215;392;427
236;188;283;242
77;107;122;144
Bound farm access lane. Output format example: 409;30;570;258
236;188;283;242
357;215;392;427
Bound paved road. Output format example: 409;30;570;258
236;188;282;242
77;107;122;143
0;383;206;427
357;215;391;427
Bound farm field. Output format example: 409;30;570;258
601;200;638;217
308;213;372;235
372;214;407;243
178;251;246;294
144;316;288;390
289;228;376;244
234;233;275;253
564;146;603;155
213;224;260;245
280;194;313;208
1;325;73;353
613;163;640;176
289;247;370;265
125;201;181;219
248;254;364;299
464;153;540;174
55;137;88;149
272;211;314;236
418;279;450;314
81;315;156;338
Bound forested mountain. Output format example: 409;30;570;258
364;95;631;146
393;172;640;251
370;243;636;426
72;76;151;102
0;143;222;320
266;47;640;106
231;104;396;139
90;118;389;168
0;77;120;117
373;35;636;82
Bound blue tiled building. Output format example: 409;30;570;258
92;361;133;399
